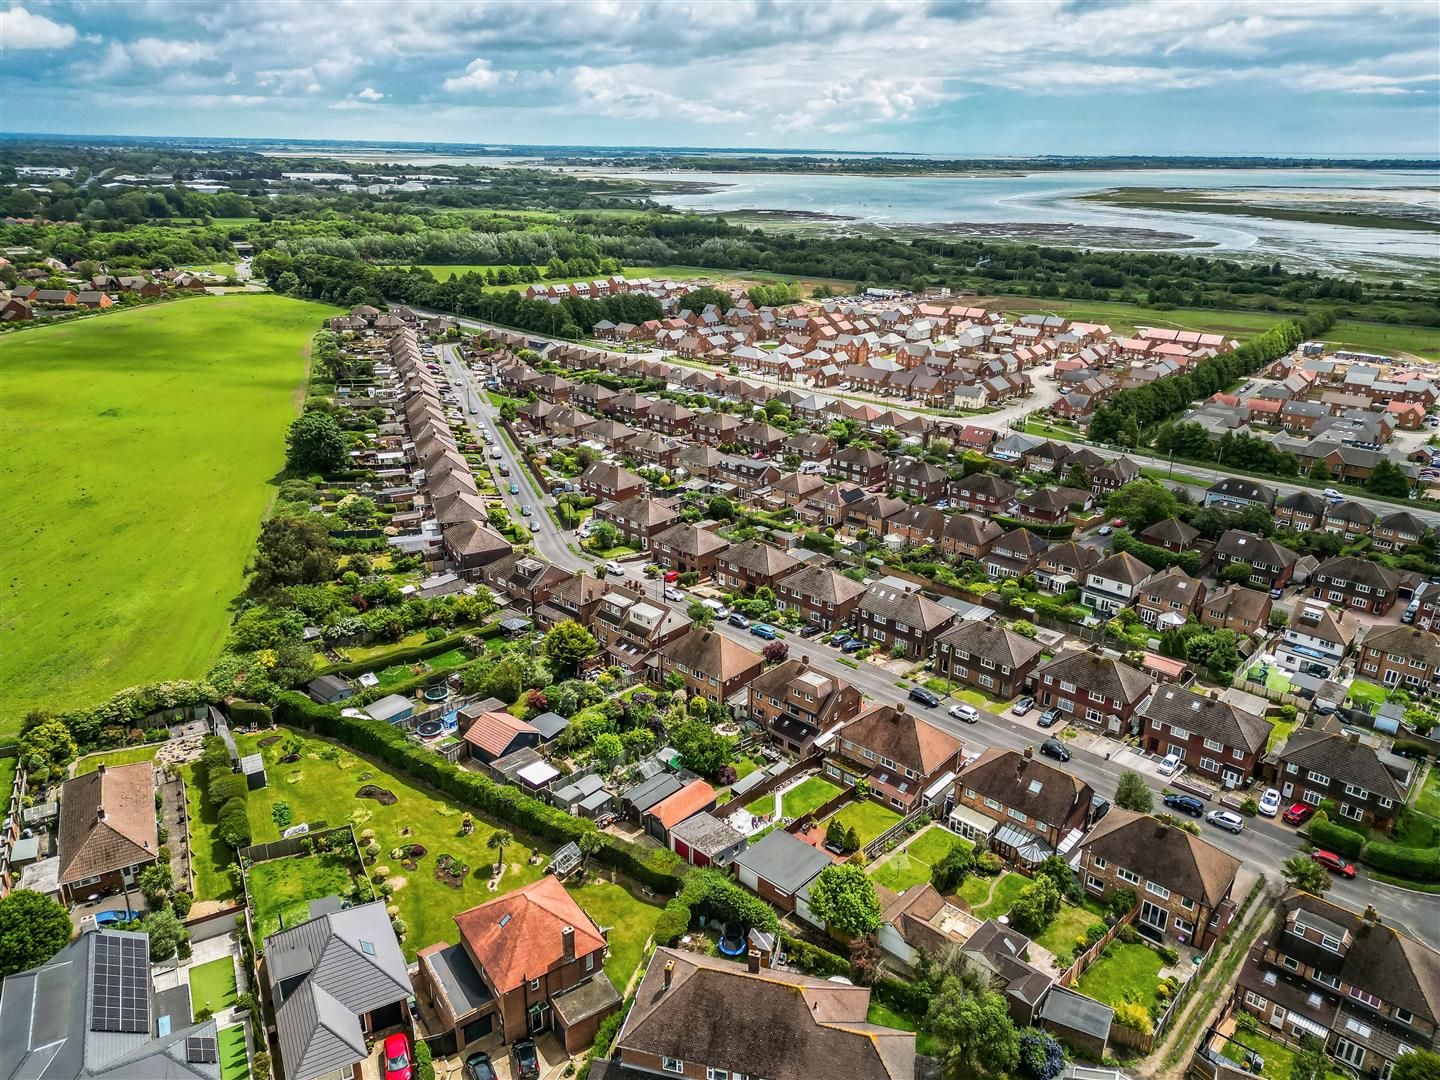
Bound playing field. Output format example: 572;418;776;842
0;295;338;734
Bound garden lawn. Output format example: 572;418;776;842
374;648;468;689
731;754;765;783
236;730;548;958
565;878;663;992
870;828;970;893
960;872;1029;919
1075;941;1164;1011
1246;664;1293;695
74;744;161;776
184;763;239;902
1345;681;1388;714
1229;1025;1351;1080
1415;766;1440;820
1032;901;1107;958
0;294;338;736
746;776;843;821
0;756;17;807
865;1003;943;1057
1266;718;1297;753
218;1026;250;1080
828;800;902;847
247;850;363;942
189;956;239;1015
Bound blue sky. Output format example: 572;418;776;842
2;0;1438;155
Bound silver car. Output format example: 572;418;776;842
1206;809;1245;835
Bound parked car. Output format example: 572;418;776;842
1037;706;1062;728
1111;517;1126;527
1282;803;1315;826
382;1034;413;1080
509;483;519;494
1205;809;1245;835
949;703;980;723
750;623;778;640
511;1040;540;1080
797;624;822;638
728;612;751;629
529;521;540;532
1012;696;1035;716
1040;738;1070;763
1269;588;1284;600
1258;788;1282;817
92;909;142;927
1157;753;1183;777
1311;849;1357;878
520;505;532;516
605;561;625;576
1163;793;1205;817
463;1052;497;1080
1322;488;1343;501
841;639;865;653
829;633;852;646
908;686;941;708
664;570;679;583
1098;525;1113;536
664;586;684;602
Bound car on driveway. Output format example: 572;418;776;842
1111;517;1126;528
798;624;822;638
750;623;778;640
908;686;941;707
841;639;865;653
1157;753;1183;777
664;586;684;602
382;1033;413;1080
1205;809;1245;835
1282;803;1315;826
1038;707;1062;728
1163;793;1205;817
1040;738;1070;762
463;1052;497;1080
1011;696;1035;716
92;909;142;927
1098;525;1113;536
1311;850;1357;878
605;561;625;576
664;570;679;583
510;1039;540;1080
1258;788;1281;817
949;703;980;723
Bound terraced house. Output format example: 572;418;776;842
932;619;1045;700
1035;652;1155;736
748;657;863;754
1355;625;1440;691
1136;684;1273;787
852;576;956;659
1235;892;1440;1079
1276;720;1413;829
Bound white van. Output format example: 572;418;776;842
701;598;732;619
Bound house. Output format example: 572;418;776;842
417;877;620;1055
829;703;966;812
1372;511;1430;553
1213;530;1299;590
1355;625;1440;692
1276;722;1412;829
1135;565;1207;630
1137;685;1273;787
1091;456;1141;499
579;462;646;502
1139;517;1200;554
747;657;863;754
964;920;1057;1030
1235;891;1440;1079
0;928;225;1080
1323;501;1378;542
592;947;915;1080
775;564;868;632
952;747;1098;866
932;620;1044;700
1077;810;1240;950
75;290;112;309
1199;585;1273;635
985;527;1050;579
851;577;956;660
1035;652;1155;735
1017;486;1093;525
480;554;572;614
654;628;764;703
643;779;717;844
941;513;1004;561
888;456;947;501
831;444;888;486
1311;556;1410;616
444;519;513;573
731;829;832;915
1205;478;1277;512
1081;551;1153;616
1276;491;1329;533
1031;540;1099;593
668;812;747;869
462;710;541;764
714;539;802;595
56;762;158;903
591;589;692;672
266;901;412;1080
649;523;730;580
878;882;983;969
1277;599;1358;680
593;495;679;551
948;473;1016;515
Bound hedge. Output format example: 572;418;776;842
318;623;502;678
268;691;685;893
990;516;1076;540
1111;530;1203;576
227;700;273;727
871;976;930;1017
654;868;780;946
780;933;849;977
1309;817;1366;858
1361;842;1440;882
1392;740;1433;761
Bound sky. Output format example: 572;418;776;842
2;0;1438;156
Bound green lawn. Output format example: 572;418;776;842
746;776;844;821
1032;900;1107;958
1320;320;1440;362
828;800;903;846
1229;1025;1351;1080
1267;718;1297;753
866;1002;943;1057
1075;941;1164;1011
1415;766;1440;819
731;754;765;783
0;295;338;736
373;648;468;689
246;850;364;942
189;956;239;1015
565;878;664;993
0;756;18;806
987;297;1281;340
1345;680;1389;714
1246;664;1293;695
183;763;239;902
218;1025;250;1080
959;871;1029;919
870;827;970;893
74;744;161;776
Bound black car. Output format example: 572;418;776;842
511;1039;540;1080
463;1052;497;1080
798;624;822;638
1163;792;1205;818
908;686;941;708
1039;738;1070;762
1037;707;1062;728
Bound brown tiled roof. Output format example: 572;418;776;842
959;748;1092;827
444;519;511;558
1090;550;1154;586
1138;517;1199;548
944;513;1004;548
1314;555;1406;592
57;762;158;885
1037;540;1100;576
935;620;1044;670
1139;685;1272;754
857;580;955;633
659;628;763;683
1138;565;1205;608
778;565;867;606
1278;729;1409;799
461;711;538;756
1216;530;1298;569
718;539;801;578
1036;652;1154;705
1203;585;1270;625
1080;808;1239;909
453;877;605;995
840;704;964;776
652;522;730;558
1359;625;1440;669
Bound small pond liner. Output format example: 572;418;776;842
356;784;398;806
717;921;747;956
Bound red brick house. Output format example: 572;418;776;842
775;565;868;632
579;462;646;502
654;627;764;703
714;539;803;595
1034;652;1155;736
1311;556;1410;615
747;657;863;754
932;619;1044;700
1136;684;1272;787
829;703;966;812
952;747;1097;865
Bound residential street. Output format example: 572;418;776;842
439;346;1440;948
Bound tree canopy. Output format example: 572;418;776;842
0;890;72;976
285;410;348;475
806;864;881;936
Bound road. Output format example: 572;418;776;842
432;346;1440;945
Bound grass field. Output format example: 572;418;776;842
189;956;239;1015
986;297;1284;340
218;1026;250;1080
0;295;338;735
402;263;857;294
1319;320;1440;361
74;744;161;776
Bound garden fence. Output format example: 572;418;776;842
0;756;28;898
717;753;824;824
862;805;933;859
1058;903;1139;987
788;787;854;836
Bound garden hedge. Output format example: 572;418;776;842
227;701;273;727
990;516;1076;539
871;976;930;1017
267;691;685;893
318;623;502;678
1309;818;1366;858
1361;841;1440;882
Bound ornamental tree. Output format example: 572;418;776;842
0;890;72;976
807;863;881;936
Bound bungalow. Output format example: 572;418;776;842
1205;478;1277;512
56;762;158;903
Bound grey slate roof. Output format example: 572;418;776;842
1039;987;1115;1041
732;829;831;895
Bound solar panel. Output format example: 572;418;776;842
186;1036;218;1064
89;933;150;1034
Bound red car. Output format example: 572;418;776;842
1282;803;1314;826
1111;517;1126;527
382;1034;413;1080
1311;850;1357;878
663;570;679;583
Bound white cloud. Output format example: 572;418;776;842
128;37;216;67
443;58;501;94
777;76;947;134
0;5;77;49
356;85;384;101
572;65;730;123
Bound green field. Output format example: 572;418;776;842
828;799;902;847
870;826;970;893
0;295;338;734
74;744;161;776
404;263;855;294
1319;319;1440;361
988;297;1284;339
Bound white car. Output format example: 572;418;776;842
1157;753;1183;777
1258;787;1282;817
1097;525;1113;536
1322;488;1343;500
664;586;684;602
1206;809;1245;835
605;561;625;576
949;703;980;723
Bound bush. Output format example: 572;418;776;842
208;773;246;807
1363;842;1440;882
781;933;849;977
1310;818;1366;858
414;1039;434;1080
1113;1001;1152;1033
1393;739;1432;760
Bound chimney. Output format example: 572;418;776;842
96;807;106;823
561;925;575;964
1023;745;1034;761
96;763;106;777
662;959;675;991
801;655;809;666
747;949;762;974
1363;905;1381;924
894;703;906;720
1348;732;1360;745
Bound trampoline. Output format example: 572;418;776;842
422;684;451;703
717;921;747;957
415;719;444;740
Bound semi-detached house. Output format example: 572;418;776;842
1136;684;1273;787
1276;721;1412;830
1080;551;1152;616
1034;652;1155;736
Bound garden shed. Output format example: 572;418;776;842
240;753;267;790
